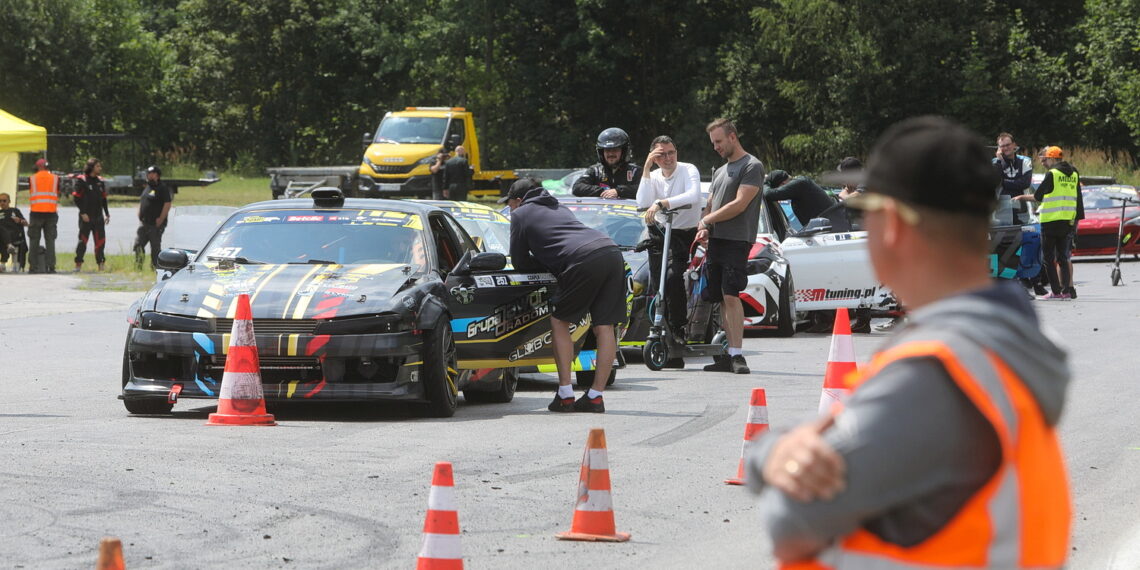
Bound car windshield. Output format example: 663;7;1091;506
1083;186;1138;210
374;117;448;145
445;209;512;254
199;208;426;266
564;202;645;248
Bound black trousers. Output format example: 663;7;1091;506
1041;223;1074;294
134;223;166;269
647;225;697;333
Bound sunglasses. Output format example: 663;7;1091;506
845;193;921;225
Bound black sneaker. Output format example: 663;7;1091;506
663;358;685;369
1066;286;1078;299
731;354;750;374
703;355;732;372
573;393;605;413
548;394;575;413
1033;283;1048;296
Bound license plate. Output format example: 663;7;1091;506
377;183;401;192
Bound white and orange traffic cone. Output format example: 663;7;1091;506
556;428;631;542
96;537;125;570
416;462;463;570
207;293;276;426
818;308;857;415
725;388;769;485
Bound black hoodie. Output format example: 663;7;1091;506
508;188;615;276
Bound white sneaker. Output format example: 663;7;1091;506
873;318;904;333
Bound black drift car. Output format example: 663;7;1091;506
121;189;587;417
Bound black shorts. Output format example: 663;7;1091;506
706;237;751;297
554;246;627;326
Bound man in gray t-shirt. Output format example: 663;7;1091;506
695;118;765;374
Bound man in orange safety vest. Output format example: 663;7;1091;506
27;158;61;273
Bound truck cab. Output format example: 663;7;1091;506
356;107;513;198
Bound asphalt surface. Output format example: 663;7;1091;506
0;258;1137;568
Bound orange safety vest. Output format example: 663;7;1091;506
28;170;60;213
782;338;1071;570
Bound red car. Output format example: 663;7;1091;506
1074;185;1140;257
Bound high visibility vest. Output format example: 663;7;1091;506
781;336;1071;570
28;170;60;213
1037;169;1078;224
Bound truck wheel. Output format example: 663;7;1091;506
420;317;459;417
775;273;796;337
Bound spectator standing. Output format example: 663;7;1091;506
1016;146;1081;299
73;158;110;272
502;178;626;413
442;145;473;201
133;166;173;270
993;132;1034;224
746;116;1071;568
0;193;29;272
429;148;449;200
27;158;60;273
636;135;703;354
763;169;835;227
696;118;765;374
573;127;642;199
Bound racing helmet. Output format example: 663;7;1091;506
596;127;631;164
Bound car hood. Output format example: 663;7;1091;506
145;262;420;319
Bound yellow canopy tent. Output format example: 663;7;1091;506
0;109;48;207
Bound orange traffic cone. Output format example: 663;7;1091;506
556;428;631;542
96;537;125;570
818;308;857;415
725;388;769;485
416;462;463;570
207;294;276;426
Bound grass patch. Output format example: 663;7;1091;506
1064;148;1140;186
62;253;157;292
107;176;272;208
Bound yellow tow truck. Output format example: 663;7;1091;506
268;107;516;200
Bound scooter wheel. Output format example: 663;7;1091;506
643;338;669;371
1111;267;1123;286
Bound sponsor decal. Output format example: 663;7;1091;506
474;275;495;288
287;215;324;222
494;275;509;286
465;288;550;338
236;215;281;224
451;286;475;304
508;315;587;362
796;287;876;303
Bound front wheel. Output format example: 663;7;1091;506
420;318;459;417
643;337;669;371
464;368;518;404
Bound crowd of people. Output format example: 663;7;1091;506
0;158;174;274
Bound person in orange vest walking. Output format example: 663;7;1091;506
27;158;61;273
745;116;1072;568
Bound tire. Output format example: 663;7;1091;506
420;317;459;417
575;368;616;389
775;273;796;337
464;368;518;404
121;334;174;415
643;337;669;371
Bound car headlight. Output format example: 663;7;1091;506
747;258;773;275
414;155;436;166
139;311;214;333
313;313;410;335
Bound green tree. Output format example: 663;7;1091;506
1071;0;1140;163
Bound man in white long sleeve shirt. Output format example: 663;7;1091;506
636;136;703;357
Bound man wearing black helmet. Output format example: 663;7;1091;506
133;165;173;270
573;127;642;199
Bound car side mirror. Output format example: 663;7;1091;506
796;217;832;236
157;248;190;271
362;132;372;147
451;251;507;276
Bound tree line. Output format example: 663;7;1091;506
1;0;1137;177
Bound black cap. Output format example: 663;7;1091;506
764;169;790;188
842;116;998;218
497;177;541;204
146;165;162;176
